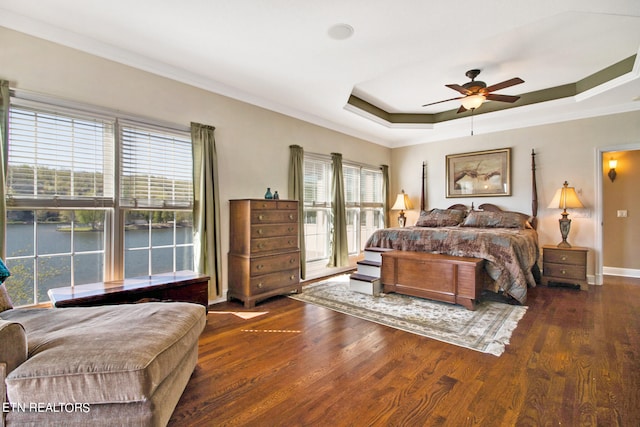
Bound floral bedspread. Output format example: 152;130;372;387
365;226;539;304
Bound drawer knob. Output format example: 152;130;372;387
258;229;264;235
290;275;295;280
257;264;264;270
257;243;265;249
289;214;294;220
288;240;293;245
258;214;264;221
257;283;263;289
290;258;295;263
561;270;567;275
288;227;294;232
561;256;567;261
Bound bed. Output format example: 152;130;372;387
366;150;540;305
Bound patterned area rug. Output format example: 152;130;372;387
290;274;527;356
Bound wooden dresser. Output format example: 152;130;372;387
228;199;301;307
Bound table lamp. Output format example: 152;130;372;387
548;181;584;248
391;190;411;227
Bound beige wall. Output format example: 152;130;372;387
0;27;391;297
602;149;640;271
391;112;640;284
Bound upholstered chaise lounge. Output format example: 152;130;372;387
1;277;206;427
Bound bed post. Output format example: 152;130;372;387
531;149;538;229
531;148;541;284
420;161;426;212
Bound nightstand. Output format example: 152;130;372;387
541;245;588;290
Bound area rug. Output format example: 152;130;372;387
290;275;527;356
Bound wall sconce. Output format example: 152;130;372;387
391;189;411;227
548;181;584;248
608;159;617;182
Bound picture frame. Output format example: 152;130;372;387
446;148;511;198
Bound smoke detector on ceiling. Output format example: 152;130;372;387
328;24;354;40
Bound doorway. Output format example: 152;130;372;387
598;145;640;281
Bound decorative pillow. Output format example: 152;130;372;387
0;258;10;283
415;208;466;227
0;284;13;312
461;210;532;229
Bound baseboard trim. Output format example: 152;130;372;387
603;267;640;278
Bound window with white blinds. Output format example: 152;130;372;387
7;106;114;203
4;94;195;306
120;122;193;209
343;164;360;206
303;157;331;206
302;154;384;266
361;167;384;205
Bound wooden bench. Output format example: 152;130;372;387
47;270;210;311
380;251;484;310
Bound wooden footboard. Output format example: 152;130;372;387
380;251;484;310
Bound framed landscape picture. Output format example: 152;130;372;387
446;148;511;198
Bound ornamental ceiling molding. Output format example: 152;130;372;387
345;55;638;128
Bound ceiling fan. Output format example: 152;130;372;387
422;69;524;113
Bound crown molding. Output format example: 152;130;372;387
346;55;638;127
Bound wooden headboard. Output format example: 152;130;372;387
424;149;539;229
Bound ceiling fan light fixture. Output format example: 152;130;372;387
461;94;485;110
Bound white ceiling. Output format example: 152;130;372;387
1;0;640;147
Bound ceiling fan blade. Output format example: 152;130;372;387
422;96;464;107
485;93;521;103
484;77;524;93
457;105;467;114
445;84;472;95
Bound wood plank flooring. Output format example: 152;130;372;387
169;276;640;426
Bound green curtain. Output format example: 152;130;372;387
288;145;306;279
0;81;9;260
329;152;348;267
191;122;222;298
381;164;390;228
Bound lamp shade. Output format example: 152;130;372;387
547;181;584;210
461;94;486;110
391;191;411;210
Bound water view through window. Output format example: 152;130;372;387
5;212;193;306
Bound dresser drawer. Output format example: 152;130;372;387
250;269;299;294
544;249;585;265
251;223;297;239
250;200;277;210
251;236;298;254
277;200;297;210
250;252;300;276
251;210;297;224
543;262;586;281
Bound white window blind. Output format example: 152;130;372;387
303;158;331;206
343;164;360;207
7;107;114;202
119;122;193;209
361;167;383;205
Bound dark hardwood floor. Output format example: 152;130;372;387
169;276;640;426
